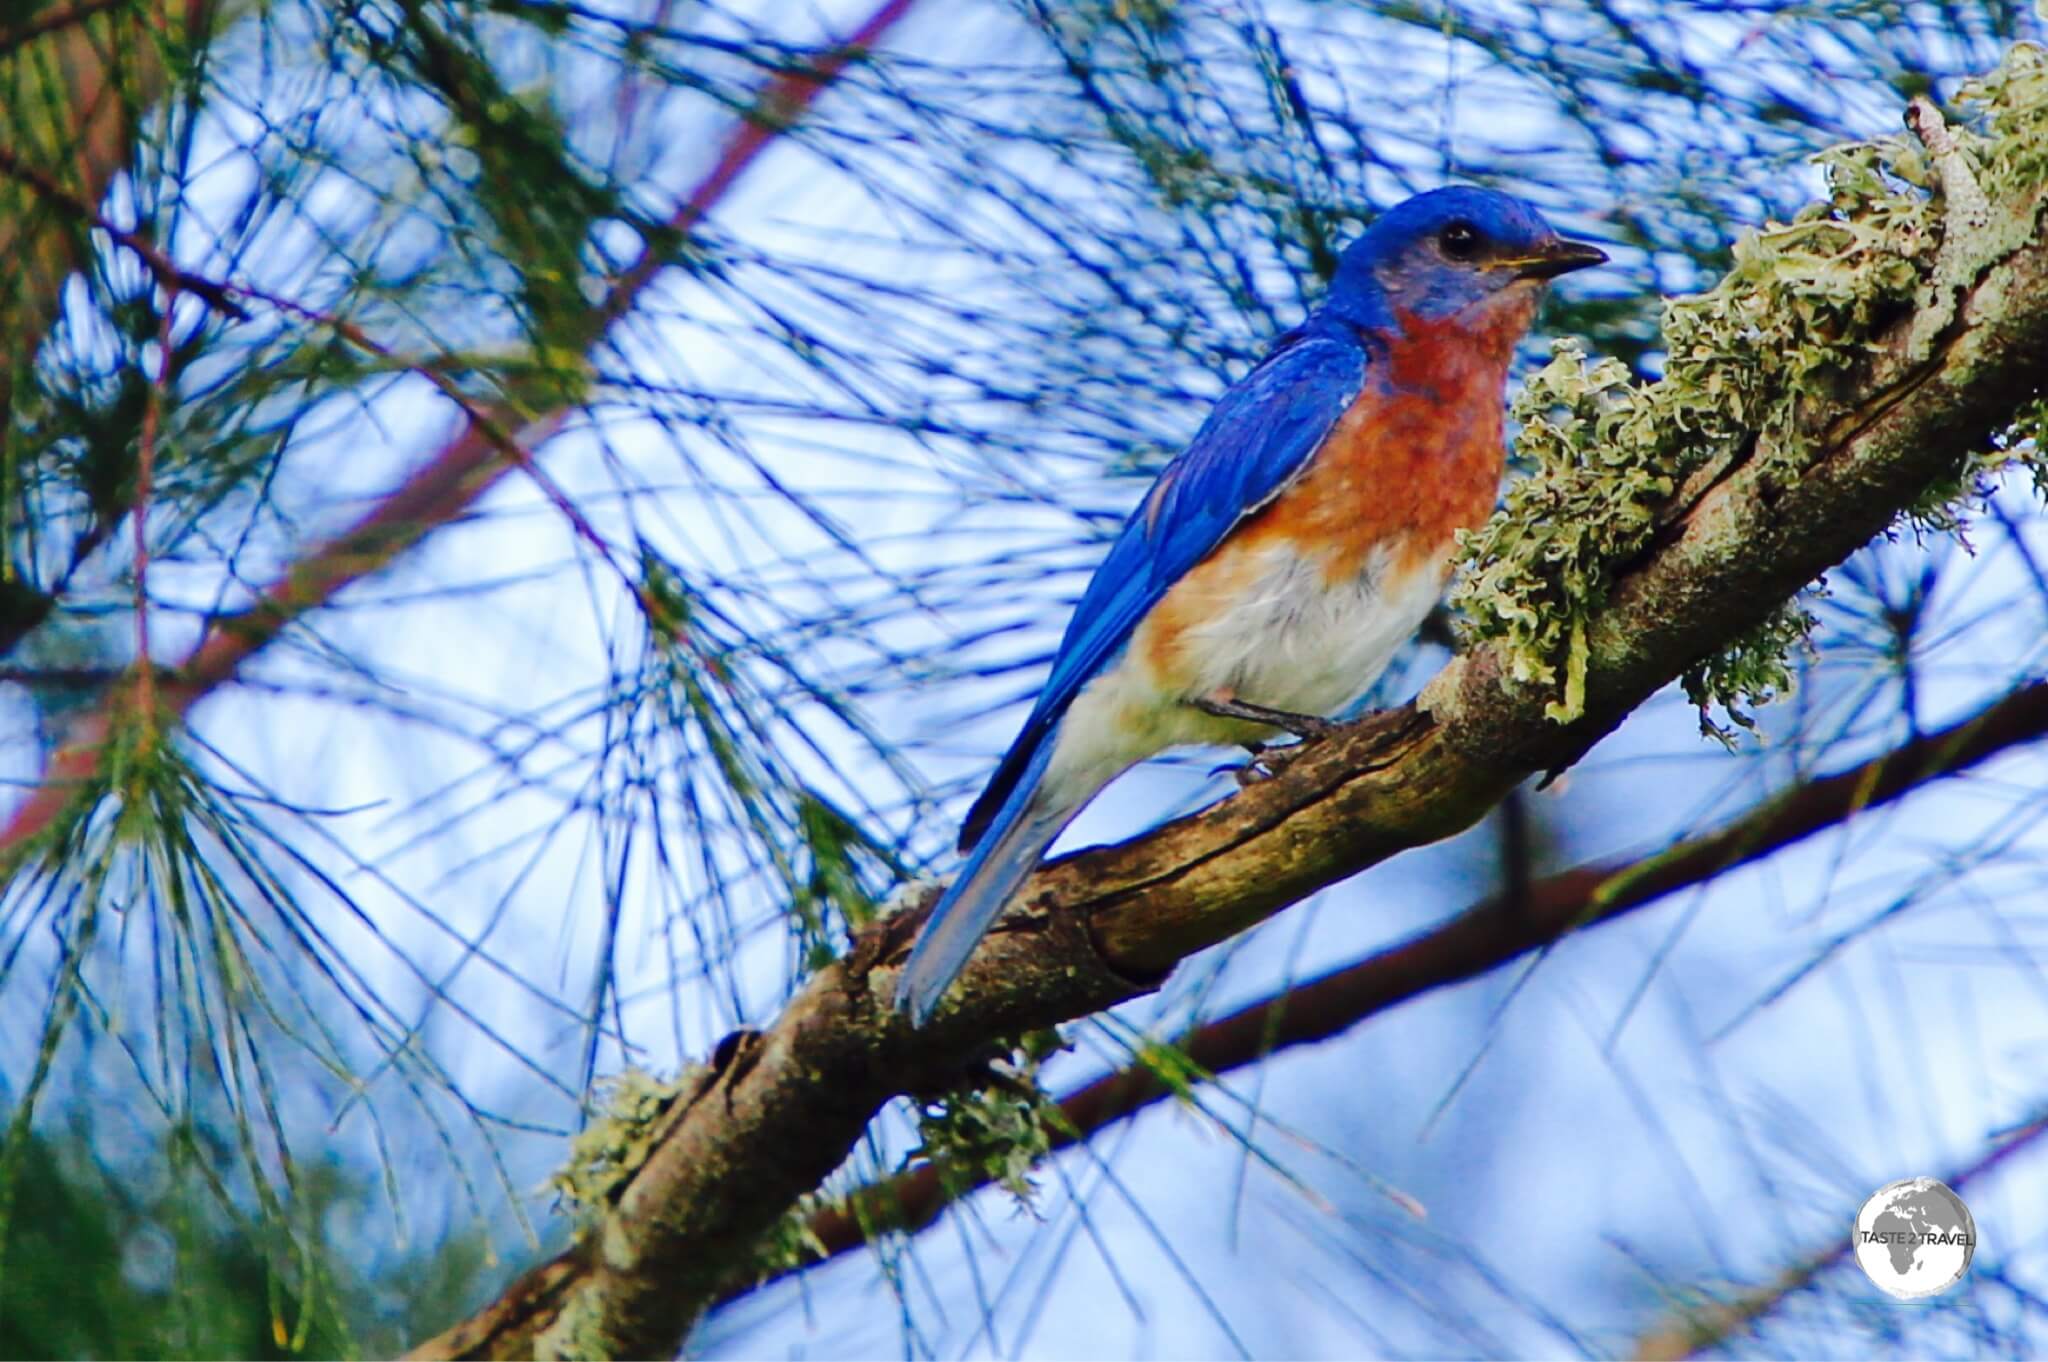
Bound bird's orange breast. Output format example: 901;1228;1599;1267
1237;300;1525;583
1133;295;1529;689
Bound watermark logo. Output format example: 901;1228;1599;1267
1853;1177;1976;1301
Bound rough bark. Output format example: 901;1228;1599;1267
407;86;2048;1361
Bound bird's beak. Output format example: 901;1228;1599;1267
1500;237;1609;281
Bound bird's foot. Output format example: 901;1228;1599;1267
1211;736;1325;787
1191;695;1340;740
1195;695;1341;786
1238;739;1323;783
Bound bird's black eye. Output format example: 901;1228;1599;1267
1438;221;1482;261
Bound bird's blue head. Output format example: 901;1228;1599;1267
1326;186;1606;333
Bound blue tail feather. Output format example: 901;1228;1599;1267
896;739;1071;1026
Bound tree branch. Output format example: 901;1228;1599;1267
731;676;2048;1297
407;61;2048;1361
1634;1106;2048;1359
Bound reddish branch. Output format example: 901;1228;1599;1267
0;0;219;324
0;140;251;319
0;0;920;867
0;0;137;58
734;677;2048;1298
1634;1105;2048;1359
0;1;225;665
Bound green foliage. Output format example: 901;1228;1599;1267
0;705;517;1357
0;1130;352;1359
1682;599;1820;746
910;1031;1070;1207
0;1124;489;1359
394;5;628;363
632;547;907;973
1452;43;2048;730
1904;393;2048;530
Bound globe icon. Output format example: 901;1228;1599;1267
1852;1178;1976;1301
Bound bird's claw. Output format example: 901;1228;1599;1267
1248;741;1317;780
1212;739;1313;787
1209;749;1271;785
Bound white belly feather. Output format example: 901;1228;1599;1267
1172;539;1440;717
1040;539;1446;808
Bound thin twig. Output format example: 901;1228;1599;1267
132;281;176;733
1907;94;1992;230
0;142;250;321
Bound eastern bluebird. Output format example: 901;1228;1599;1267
897;187;1605;1025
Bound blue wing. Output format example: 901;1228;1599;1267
958;326;1370;849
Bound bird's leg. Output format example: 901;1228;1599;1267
1191;694;1340;740
1194;693;1342;786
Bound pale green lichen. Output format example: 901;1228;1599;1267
2017;398;2048;496
1682;598;1820;748
910;1030;1070;1208
748;1194;830;1280
1908;392;2048;534
532;1282;613;1362
550;1066;698;1221
1452;44;2048;731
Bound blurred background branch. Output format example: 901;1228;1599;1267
0;0;919;871
1634;1106;2048;1359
